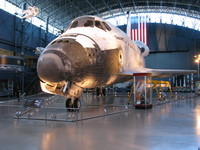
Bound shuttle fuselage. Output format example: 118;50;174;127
37;15;196;109
37;16;145;99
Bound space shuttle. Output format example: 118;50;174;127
37;13;196;110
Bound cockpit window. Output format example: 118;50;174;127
84;20;94;27
70;21;78;29
95;21;104;30
102;22;111;31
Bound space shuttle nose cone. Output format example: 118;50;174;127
37;53;65;83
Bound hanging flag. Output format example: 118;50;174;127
131;16;148;45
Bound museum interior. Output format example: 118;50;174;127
0;0;200;150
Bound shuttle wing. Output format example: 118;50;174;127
119;68;197;78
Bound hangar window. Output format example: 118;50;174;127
102;22;111;31
95;21;104;30
70;21;78;29
84;20;94;27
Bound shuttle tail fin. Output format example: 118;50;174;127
126;11;132;39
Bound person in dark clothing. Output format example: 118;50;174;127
15;86;20;102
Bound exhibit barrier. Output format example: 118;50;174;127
14;95;130;122
13;91;197;123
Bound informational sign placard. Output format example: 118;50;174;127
24;99;43;108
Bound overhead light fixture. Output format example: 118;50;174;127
194;54;200;64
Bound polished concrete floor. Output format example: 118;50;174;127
0;93;200;150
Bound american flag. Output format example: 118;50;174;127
131;16;148;45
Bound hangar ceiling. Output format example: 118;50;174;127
6;0;200;30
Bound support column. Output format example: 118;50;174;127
21;3;26;94
191;73;194;91
14;14;17;55
45;16;49;45
144;76;147;105
149;76;152;105
133;76;136;104
183;76;186;87
187;75;190;90
175;75;178;87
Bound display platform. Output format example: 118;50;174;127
135;104;153;109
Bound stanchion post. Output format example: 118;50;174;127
144;76;147;106
149;76;152;105
133;76;136;104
